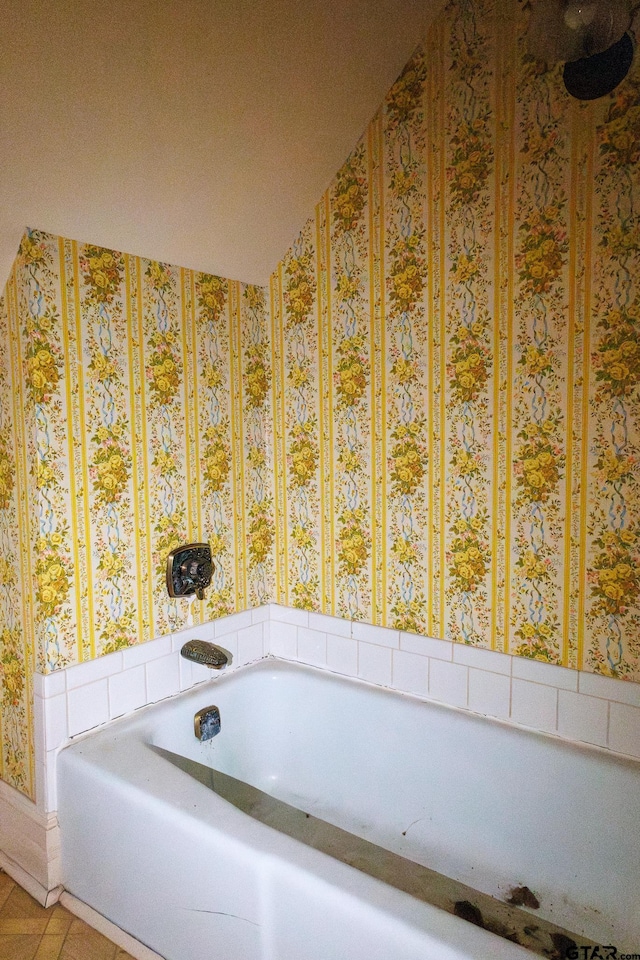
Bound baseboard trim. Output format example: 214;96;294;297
0;849;62;907
59;891;166;960
0;779;61;901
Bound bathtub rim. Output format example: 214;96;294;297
59;655;640;774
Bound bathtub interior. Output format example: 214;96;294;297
146;659;640;948
58;659;640;958
152;744;606;958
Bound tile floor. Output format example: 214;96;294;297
0;870;136;960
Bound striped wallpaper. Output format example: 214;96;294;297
0;235;273;798
1;0;639;801
269;0;640;671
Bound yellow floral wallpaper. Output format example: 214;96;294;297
270;0;640;676
0;280;34;798
1;0;640;801
0;231;273;796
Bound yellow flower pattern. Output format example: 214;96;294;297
35;535;71;619
203;425;231;494
147;330;181;406
25;333;62;404
595;301;640;400
0;628;23;709
0;439;14;510
517;207;568;297
80;246;124;305
91;425;130;506
333;158;367;233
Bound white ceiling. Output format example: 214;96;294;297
1;0;442;288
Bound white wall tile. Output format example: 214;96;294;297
269;604;309;627
37;756;58;815
400;632;453;661
217;632;238;666
308;611;351;638
297;627;327;666
352;621;399;649
429;659;468;709
511;679;557;734
357;643;392;686
608;702;640;759
33;695;45;761
67;680;109;737
392;650;429;697
43;694;68;751
35;761;46;815
267;621;298;658
326;635;358;676
214;609;253;637
558;690;609;747
453;644;511;676
145;654;180;704
558;690;608;747
45;750;58;812
171;619;216;652
250;605;271;624
178;656;212;691
468;669;511;719
33;673;46;699
511;657;577;692
237;624;264;664
42;670;66;698
108;666;146;719
122;635;172;669
66;651;123;690
578;672;640;708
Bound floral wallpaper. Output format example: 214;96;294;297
0;231;273;797
1;0;639;801
270;0;640;676
0;279;35;798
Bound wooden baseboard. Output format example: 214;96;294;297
0;779;61;904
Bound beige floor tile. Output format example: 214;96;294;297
59;931;118;960
67;918;96;936
45;913;73;936
0;934;41;960
47;906;74;920
34;935;66;960
0;876;14;912
0;876;131;958
0;886;50;920
0;918;49;934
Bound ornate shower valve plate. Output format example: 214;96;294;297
166;543;213;600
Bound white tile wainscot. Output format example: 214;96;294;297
33;611;268;819
25;603;640;902
266;605;640;763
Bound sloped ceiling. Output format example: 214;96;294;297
1;0;444;288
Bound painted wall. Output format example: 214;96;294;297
269;0;640;678
0;229;274;796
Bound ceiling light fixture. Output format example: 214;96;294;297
526;0;638;99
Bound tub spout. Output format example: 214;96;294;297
180;640;229;669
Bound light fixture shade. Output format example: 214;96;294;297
563;29;635;97
527;0;632;62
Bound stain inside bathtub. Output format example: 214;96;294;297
508;885;541;910
151;745;597;959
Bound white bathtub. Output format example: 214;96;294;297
57;659;640;960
